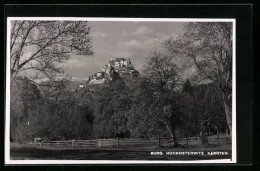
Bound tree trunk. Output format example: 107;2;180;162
16;117;20;141
114;129;117;139
222;92;232;141
165;122;178;147
171;126;178;147
165;123;173;138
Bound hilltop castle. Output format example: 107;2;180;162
88;58;138;85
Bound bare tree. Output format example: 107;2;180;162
164;22;233;137
10;20;93;83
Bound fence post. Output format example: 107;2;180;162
72;139;74;147
158;137;161;148
117;137;119;148
99;139;101;148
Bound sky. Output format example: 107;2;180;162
64;21;185;79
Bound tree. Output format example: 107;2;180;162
140;52;182;146
9;20;94;141
108;80;133;138
162;95;184;146
109;111;129;138
38;76;72;103
10;77;42;141
180;80;197;138
196;84;227;136
10;20;93;83
164;22;233;137
127;101;160;139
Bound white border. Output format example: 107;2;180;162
5;17;236;165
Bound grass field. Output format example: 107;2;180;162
10;137;232;160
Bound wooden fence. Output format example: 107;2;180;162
27;136;231;148
158;136;231;147
29;138;119;148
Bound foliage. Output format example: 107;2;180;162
10;20;94;141
125;52;183;145
164;22;232;136
10;22;229;143
11;75;94;141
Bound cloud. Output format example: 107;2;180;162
113;37;165;59
92;31;108;38
122;26;154;36
117;40;144;48
121;26;174;41
65;58;88;68
64;55;107;78
117;37;162;50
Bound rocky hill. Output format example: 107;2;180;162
87;58;139;85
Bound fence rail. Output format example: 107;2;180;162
25;136;231;148
158;136;231;147
28;138;119;148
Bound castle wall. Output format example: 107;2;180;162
88;58;137;85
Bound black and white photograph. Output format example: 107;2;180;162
5;17;236;164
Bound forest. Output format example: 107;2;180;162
9;21;232;147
